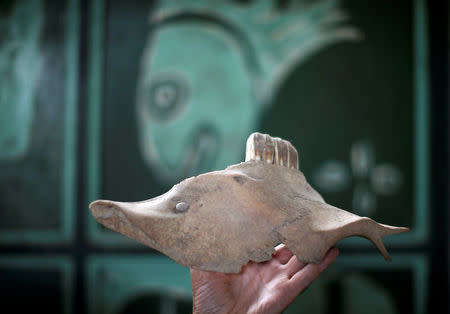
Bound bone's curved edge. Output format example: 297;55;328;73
90;199;276;274
188;242;278;274
342;218;409;262
283;217;410;265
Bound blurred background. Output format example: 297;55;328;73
0;0;448;313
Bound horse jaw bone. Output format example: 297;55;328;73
90;132;409;273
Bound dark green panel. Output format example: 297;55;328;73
262;0;429;245
0;0;78;243
86;255;192;314
118;295;161;314
266;0;414;226
0;269;63;313
0;256;73;314
118;294;192;314
286;254;427;314
102;0;162;202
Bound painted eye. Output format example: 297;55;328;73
175;202;190;212
145;73;189;122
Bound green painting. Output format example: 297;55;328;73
136;0;359;182
0;0;43;160
0;0;78;243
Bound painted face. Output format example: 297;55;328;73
135;1;360;182
136;19;259;182
0;0;43;159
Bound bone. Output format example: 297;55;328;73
89;132;409;273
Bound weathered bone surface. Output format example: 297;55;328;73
90;132;409;273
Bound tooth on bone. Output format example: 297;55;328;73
246;132;298;169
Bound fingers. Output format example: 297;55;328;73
273;244;294;264
268;248;339;312
285;255;307;279
288;247;339;291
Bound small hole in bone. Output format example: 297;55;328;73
233;176;246;184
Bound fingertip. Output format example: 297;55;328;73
321;247;339;268
329;247;339;259
274;244;294;264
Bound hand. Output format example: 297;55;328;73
190;245;339;314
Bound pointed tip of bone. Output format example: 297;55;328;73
89;200;116;220
89;199;114;211
245;132;298;169
372;223;410;262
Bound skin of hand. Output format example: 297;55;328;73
190;245;339;314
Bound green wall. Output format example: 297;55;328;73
0;0;437;313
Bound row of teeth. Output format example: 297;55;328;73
245;132;298;170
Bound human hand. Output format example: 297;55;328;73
190;245;339;314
